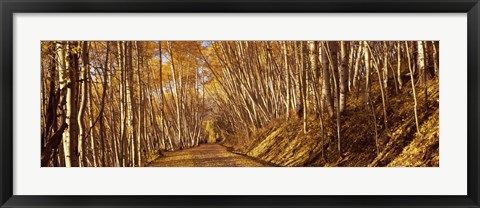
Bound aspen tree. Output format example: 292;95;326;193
417;41;427;85
135;41;143;166
431;41;438;75
417;41;428;108
99;41;110;166
117;41;127;166
77;41;89;167
406;41;421;135
308;41;325;157
301;42;308;133
339;41;348;112
326;41;341;153
125;41;138;166
396;42;403;90
366;43;388;128
283;41;290;120
364;41;379;154
68;42;80;167
56;42;72;167
308;41;321;116
364;41;371;109
347;42;355;92
382;42;389;94
321;42;334;118
352;41;363;90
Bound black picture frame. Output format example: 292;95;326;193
1;0;479;207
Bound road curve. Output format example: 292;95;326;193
147;144;268;167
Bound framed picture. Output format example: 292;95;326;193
1;0;479;207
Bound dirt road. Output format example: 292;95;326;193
147;144;268;167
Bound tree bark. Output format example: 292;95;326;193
405;41;421;135
339;41;348;113
56;42;72;167
321;42;334;118
77;41;89;167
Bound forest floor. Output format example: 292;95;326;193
147;144;270;167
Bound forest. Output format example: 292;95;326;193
41;41;439;167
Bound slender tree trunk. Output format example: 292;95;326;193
125;41;138;167
117;41;127;166
168;41;183;149
352;41;363;89
383;42;389;95
328;41;341;153
99;41;110;166
158;41;171;151
417;41;427;85
339;41;348;113
321;42;334;118
135;41;143;167
363;41;379;154
301;42;308;134
364;41;371;110
405;41;421;135
431;41;438;76
417;41;428;108
396;42;403;90
365;43;388;129
308;41;321;117
283;41;290;120
347;42;355;92
68;42;80;167
77;41;89;167
56;42;72;167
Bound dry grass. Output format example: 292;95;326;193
224;78;440;167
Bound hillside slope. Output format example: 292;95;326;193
223;79;439;167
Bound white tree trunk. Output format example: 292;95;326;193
56;42;72;167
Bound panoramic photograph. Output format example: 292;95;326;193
40;41;439;167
